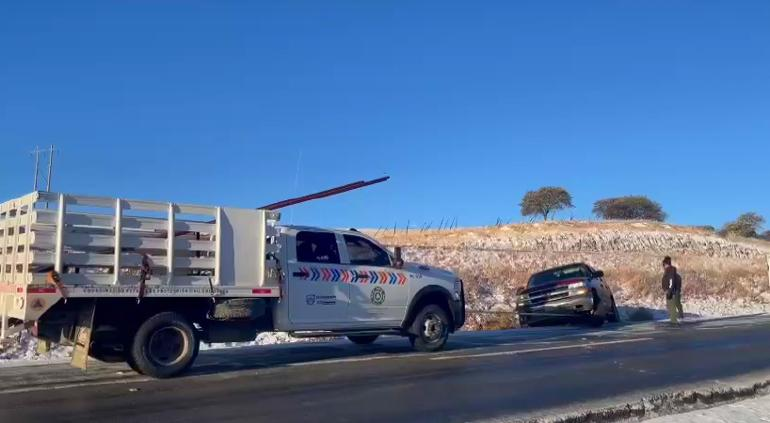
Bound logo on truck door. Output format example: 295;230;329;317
370;287;386;305
305;294;337;305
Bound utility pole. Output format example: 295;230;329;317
30;145;57;191
31;146;42;190
46;144;55;191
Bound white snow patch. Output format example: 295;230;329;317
0;330;317;365
200;332;314;350
0;331;71;366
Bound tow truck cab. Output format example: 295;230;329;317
273;226;465;337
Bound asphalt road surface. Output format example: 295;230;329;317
2;315;770;423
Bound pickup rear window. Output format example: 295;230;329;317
528;265;589;288
296;231;341;264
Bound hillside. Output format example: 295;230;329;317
370;221;770;329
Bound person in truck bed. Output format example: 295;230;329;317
661;256;684;324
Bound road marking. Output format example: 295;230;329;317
0;377;152;395
430;337;654;361
287;353;424;367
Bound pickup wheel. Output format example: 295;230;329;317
128;312;199;379
607;297;620;323
409;304;450;352
347;335;379;345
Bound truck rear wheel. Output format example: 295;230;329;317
128;312;199;378
347;335;379;345
409;304;449;352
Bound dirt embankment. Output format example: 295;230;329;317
371;221;770;329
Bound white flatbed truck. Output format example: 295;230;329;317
0;190;465;377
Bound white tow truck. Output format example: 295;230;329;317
0;188;465;378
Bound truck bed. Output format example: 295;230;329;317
1;191;281;335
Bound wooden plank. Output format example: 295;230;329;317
70;301;96;371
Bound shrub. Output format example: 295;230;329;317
593;196;666;221
720;213;765;238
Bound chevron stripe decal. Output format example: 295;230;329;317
293;267;410;286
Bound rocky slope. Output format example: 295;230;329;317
371;221;770;329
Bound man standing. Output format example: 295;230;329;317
661;256;683;324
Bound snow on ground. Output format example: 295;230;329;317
199;331;311;350
0;330;314;365
619;296;770;321
0;331;72;366
645;394;770;422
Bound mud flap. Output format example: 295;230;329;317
70;300;96;371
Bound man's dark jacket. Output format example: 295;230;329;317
661;266;682;298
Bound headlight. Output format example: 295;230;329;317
568;281;589;296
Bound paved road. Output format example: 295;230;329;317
2;316;770;423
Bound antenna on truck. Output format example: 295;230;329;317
258;176;390;210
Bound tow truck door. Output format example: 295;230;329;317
286;230;350;325
340;234;408;325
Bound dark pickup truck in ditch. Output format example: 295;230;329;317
514;263;620;327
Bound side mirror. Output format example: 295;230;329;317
594;270;605;278
394;246;405;268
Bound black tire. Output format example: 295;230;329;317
588;315;605;327
607;298;620;323
126;354;144;374
128;312;199;378
409;304;450;352
347;335;379;345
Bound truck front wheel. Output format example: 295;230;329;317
128;312;199;378
409;304;450;352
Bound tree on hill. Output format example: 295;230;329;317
720;212;765;238
520;187;573;221
592;196;666;221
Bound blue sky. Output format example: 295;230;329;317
1;1;769;230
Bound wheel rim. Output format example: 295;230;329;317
147;326;189;366
422;313;446;342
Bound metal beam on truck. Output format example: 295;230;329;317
258;176;390;210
